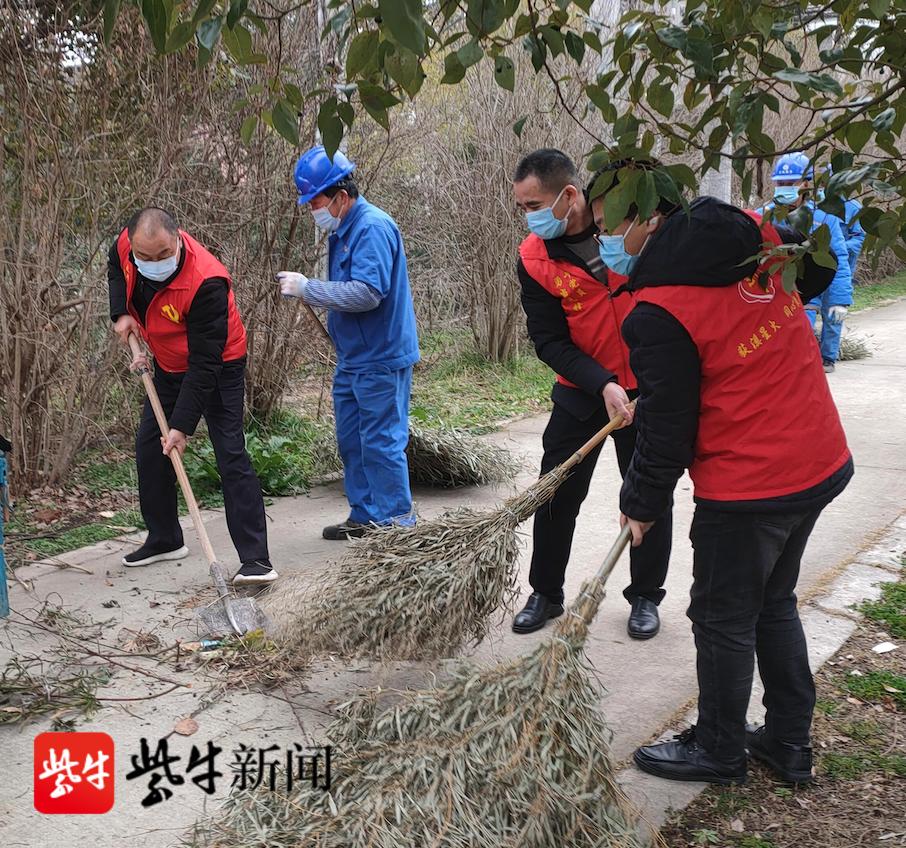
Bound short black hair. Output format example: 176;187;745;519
323;177;359;200
513;148;579;192
586;158;677;220
127;207;179;240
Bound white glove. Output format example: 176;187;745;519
827;305;848;324
276;271;308;299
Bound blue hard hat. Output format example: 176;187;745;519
771;152;814;182
294;145;356;204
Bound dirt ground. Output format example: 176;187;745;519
660;587;906;848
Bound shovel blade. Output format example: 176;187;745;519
196;597;271;638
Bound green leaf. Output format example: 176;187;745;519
318;99;343;156
283;83;303;110
457;40;484;68
648;80;674;118
665;163;696;189
386;46;424;97
603;168;642;231
103;0;121;44
346;30;380;77
539;25;564;57
222;21;266;63
869;0;891;17
752;7;773;40
565;31;585;64
656;25;686;51
193;0;218;23
812;250;837;270
513;116;527;137
847;120;873;154
359;83;400;131
583;30;602;54
337;101;355;127
378;0;425;55
272;99;300;146
741;169;753;202
494;56;515;92
141;0;170;53
872;107;896;131
441;52;466;84
636;170;658;220
227;0;248;29
466;0;507;38
165;21;196;53
239;114;257;144
196;15;222;50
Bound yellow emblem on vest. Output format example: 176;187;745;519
161;304;181;323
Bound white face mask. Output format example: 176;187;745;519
311;195;341;232
136;239;181;281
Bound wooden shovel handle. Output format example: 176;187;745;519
127;335;218;567
561;400;637;473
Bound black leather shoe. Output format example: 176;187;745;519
746;724;813;784
512;592;564;634
634;727;747;785
628;597;660;640
323;519;367;540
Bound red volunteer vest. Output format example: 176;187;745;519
633;213;850;501
519;234;637;390
118;229;247;373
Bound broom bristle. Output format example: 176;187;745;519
406;422;520;487
190;596;648;848
264;465;572;661
837;331;873;361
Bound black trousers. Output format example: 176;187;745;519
136;362;269;564
529;403;672;606
689;505;821;761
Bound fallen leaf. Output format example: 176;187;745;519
873;642;897;654
33;508;63;523
101;599;119;608
846;697;862;705
849;669;864;676
174;717;198;736
883;685;902;694
730;818;745;833
98;510;116;519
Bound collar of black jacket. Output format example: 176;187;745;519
616;196;765;295
537;222;599;277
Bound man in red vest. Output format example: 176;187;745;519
511;149;673;638
108;207;276;586
589;160;852;785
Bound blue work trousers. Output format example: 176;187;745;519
806;292;844;363
333;366;413;525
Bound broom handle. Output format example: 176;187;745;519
127;334;218;568
561;400;637;473
595;524;633;586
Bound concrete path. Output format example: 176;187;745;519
2;300;905;846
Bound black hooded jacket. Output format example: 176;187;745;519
618;197;853;521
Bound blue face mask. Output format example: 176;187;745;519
773;185;800;205
135;241;181;282
597;219;645;277
525;187;571;240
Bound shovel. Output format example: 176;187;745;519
127;335;269;637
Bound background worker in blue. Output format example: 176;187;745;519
817;165;866;280
759;152;853;372
277;146;419;540
842;198;866;279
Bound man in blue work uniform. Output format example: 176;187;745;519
841;198;866;281
759;152;853;373
277;146;419;539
